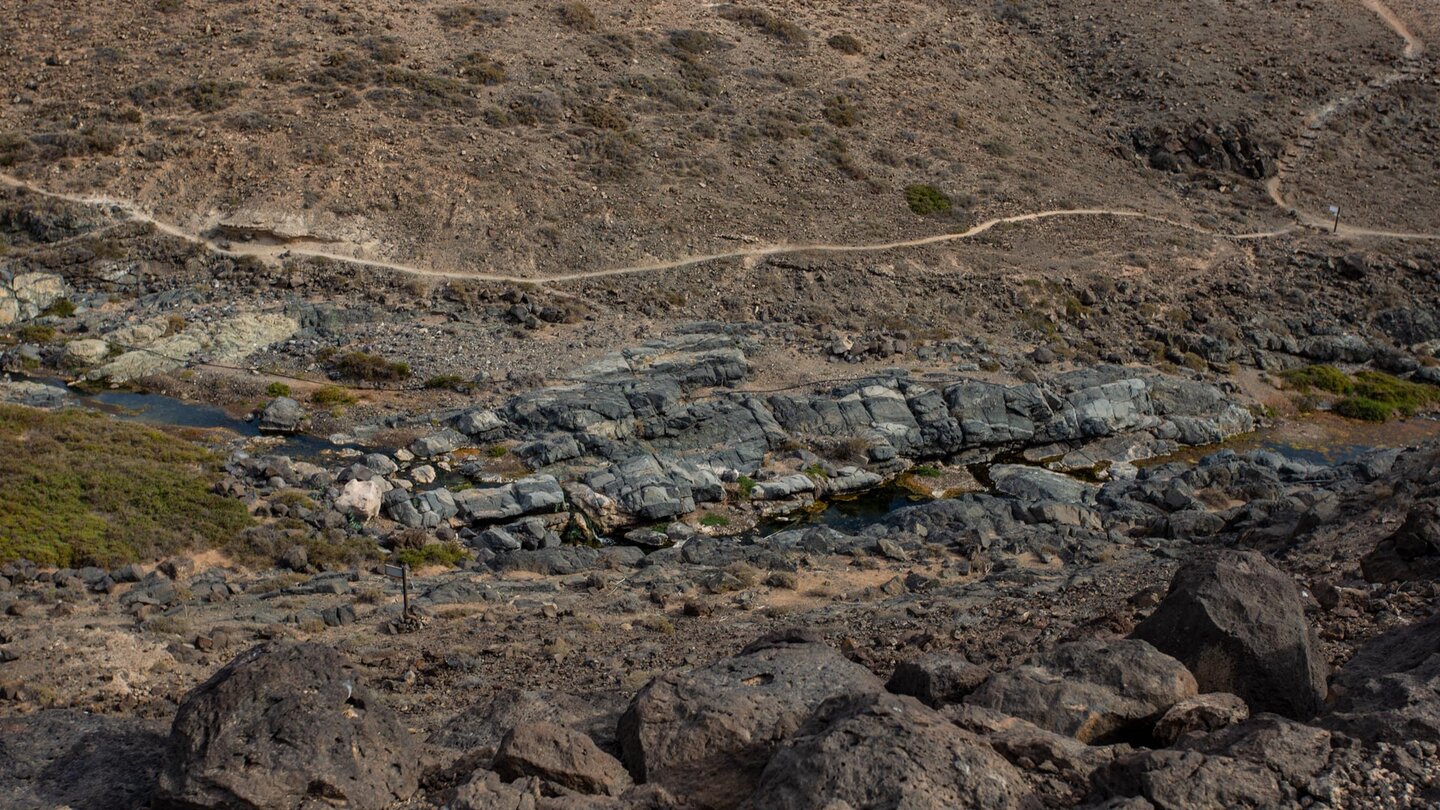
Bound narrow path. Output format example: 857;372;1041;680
1;0;1437;289
0;170;1295;284
1266;0;1429;237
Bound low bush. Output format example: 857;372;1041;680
394;542;468;569
332;351;411;382
718;5;807;44
41;298;77;317
310;385;358;407
558;1;597;30
822;95;860;127
265;381;292;398
905;184;951;215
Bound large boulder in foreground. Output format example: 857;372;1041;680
1133;550;1326;719
156;642;420;810
618;630;883;809
1326;610;1440;743
743;692;1032;809
964;638;1197;744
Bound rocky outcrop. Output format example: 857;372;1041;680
1133;550;1328;720
87;313;298;383
155;642;420;810
617;630;884;809
1131;120;1277;179
744;691;1032;809
0;272;66;326
1360;502;1440;583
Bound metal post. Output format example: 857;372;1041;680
402;565;410;617
1329;205;1340;234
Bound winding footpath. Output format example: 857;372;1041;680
1;0;1436;288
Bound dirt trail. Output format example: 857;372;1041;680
1266;0;1429;237
0;172;1295;285
1;0;1436;288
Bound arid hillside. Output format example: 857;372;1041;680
0;0;1417;279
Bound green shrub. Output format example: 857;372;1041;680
41;298;77;317
265;382;292;398
16;324;55;343
1350;370;1440;417
394;542;468;569
0;405;254;566
1334;397;1391;422
332;351;411;382
905;184;951;215
1280;365;1352;395
487;445;509;458
736;475;757;499
311;385;358;407
911;465;943;478
423;374;470;391
699;513;730;527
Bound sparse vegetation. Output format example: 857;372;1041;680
0;405;254;566
699;513;731;527
456;52;507;86
423;374;471;392
1281;364;1352;395
717;5;807;44
181;80;244;113
16;324;55;343
558;1;597;30
827;33;863;54
736;475;757;499
265;382;292;398
822;95;861;127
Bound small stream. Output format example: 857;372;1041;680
13;376;358;460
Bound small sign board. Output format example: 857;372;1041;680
1329;206;1340;214
384;564;406;579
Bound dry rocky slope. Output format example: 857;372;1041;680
2;0;1440;808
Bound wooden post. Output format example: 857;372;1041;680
402;565;410;617
1330;205;1341;234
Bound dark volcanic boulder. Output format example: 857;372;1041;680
1326;610;1440;744
1133;550;1327;719
156;642;420;810
886;651;990;708
1090;748;1285;809
495;722;632;796
743;692;1031;809
617;630;884;809
1092;713;1332;808
964;638;1197;744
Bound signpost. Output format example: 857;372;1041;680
384;563;410;617
1329;205;1341;234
